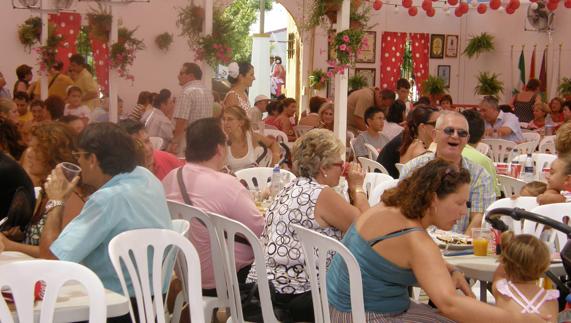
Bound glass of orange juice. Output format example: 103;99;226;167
472;228;492;256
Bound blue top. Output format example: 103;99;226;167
485;110;524;143
51;166;173;295
327;225;422;314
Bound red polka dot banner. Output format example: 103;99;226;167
48;12;81;73
89;37;109;95
410;33;429;95
380;32;407;90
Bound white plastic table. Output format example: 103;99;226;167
445;254;565;302
0;251;130;322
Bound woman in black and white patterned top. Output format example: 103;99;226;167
253;128;370;322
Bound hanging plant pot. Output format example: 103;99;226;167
325;2;341;23
87;4;112;42
350;19;363;30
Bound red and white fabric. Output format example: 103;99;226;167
48;12;81;73
89;37;110;95
410;33;429;95
379;32;407;90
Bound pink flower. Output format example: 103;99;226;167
326;71;334;78
339;44;347;51
342;35;350;43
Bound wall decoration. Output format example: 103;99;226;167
437;65;451;88
445;35;458;58
463;32;495;58
355;68;376;87
356;31;376;63
430;34;445;59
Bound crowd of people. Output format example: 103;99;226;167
2;53;571;323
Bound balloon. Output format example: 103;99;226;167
490;0;501;9
409;6;418;15
448;0;459;6
373;0;383;10
510;0;520;10
565;0;571;8
477;3;487;13
460;1;470;13
427;7;436;16
402;0;413;8
530;2;539;10
454;6;463;16
547;1;558;10
506;6;515;13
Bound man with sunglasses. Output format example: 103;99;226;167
399;111;496;235
479;96;524;143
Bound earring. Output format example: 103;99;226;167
324;173;328;178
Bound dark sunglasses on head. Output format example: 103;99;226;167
440;127;469;138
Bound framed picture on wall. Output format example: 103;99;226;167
430;34;445;59
355;68;376;88
445;35;459;58
327;67;335;99
356;31;377;63
437;65;451;88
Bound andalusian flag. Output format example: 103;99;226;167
516;49;526;93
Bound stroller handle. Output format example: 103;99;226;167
485;207;571;238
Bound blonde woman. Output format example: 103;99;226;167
221;106;280;171
319;103;334;131
528;102;551;131
250;129;369;322
223;62;255;111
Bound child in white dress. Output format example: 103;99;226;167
493;232;559;322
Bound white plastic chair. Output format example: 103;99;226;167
368;179;399;205
207;211;280;323
394;163;404;175
349;138;358;160
497;175;527;197
108;229;205;323
481;197;539;234
166;201;228;323
476;142;490;155
522;132;541;150
149;136;164;150
364;143;380;160
291;224;365;323
263;129;288;143
293;125;314;138
523;203;571;251
235;167;296;190
358;157;389;175
171;219;190;236
481;139;517;163
513;140;538;156
511;153;557;180
0;260;106;323
363;172;394;198
539;135;556;154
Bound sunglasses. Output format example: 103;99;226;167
439;127;469;138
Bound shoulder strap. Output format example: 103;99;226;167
144;109;156;127
177;166;193;205
48;73;59;89
507;281;544;314
369;227;424;246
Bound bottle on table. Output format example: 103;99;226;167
270;164;283;198
545;116;554;136
520;154;535;182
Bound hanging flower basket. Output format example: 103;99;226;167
463;32;495;59
87;4;112;42
176;4;204;45
327;28;365;76
35;22;63;72
18;16;42;52
309;69;328;90
109;27;145;81
155;32;174;52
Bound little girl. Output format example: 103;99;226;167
493;232;559;321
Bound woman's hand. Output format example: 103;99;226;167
45;165;80;201
2;227;25;242
450;270;475;298
347;162;365;190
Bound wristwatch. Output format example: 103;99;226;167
45;200;65;213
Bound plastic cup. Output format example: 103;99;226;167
59;162;81;182
472;228;492;256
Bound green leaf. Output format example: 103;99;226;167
474;71;504;97
463;32;495;59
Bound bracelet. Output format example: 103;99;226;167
351;187;366;196
45;200;65;213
